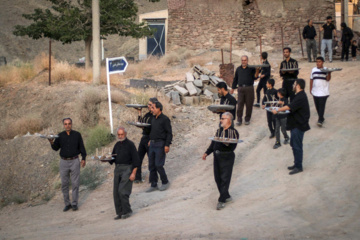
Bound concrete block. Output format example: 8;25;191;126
194;86;202;96
200;95;213;105
165;91;172;101
174;85;189;96
193;72;200;79
203;89;214;97
193;96;200;105
171;91;181;105
181;96;193;106
185;82;197;96
204;86;218;94
194;80;203;88
186;72;194;82
200;75;210;81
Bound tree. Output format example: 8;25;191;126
13;0;160;69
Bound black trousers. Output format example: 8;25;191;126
313;96;329;123
275;117;289;143
237;86;255;122
341;40;351;60
148;140;169;187
256;78;267;104
282;79;295;102
113;164;133;216
213;151;235;203
266;111;276;134
136;135;150;181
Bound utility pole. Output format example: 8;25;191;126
92;0;101;85
341;0;348;26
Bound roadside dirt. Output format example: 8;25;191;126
1;60;360;240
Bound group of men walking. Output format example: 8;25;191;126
49;98;173;220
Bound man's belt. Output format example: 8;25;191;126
215;150;233;154
149;139;164;143
61;156;78;160
238;84;253;87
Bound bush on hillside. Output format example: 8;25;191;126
85;125;114;154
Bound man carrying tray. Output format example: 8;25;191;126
280;47;299;103
134;97;158;183
216;82;237;125
49;118;86;212
103;127;140;220
310;57;331;127
272;79;310;175
202;112;240;210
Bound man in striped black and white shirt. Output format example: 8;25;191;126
310;57;331;127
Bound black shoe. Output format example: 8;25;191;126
254;103;260;107
317;121;323;127
236;121;242;126
273;142;281;149
63;205;72;212
287;165;296;170
114;215;122;220
284;138;290;144
269;133;275;139
289;168;303;175
121;211;133;219
341;59;344;62
72;205;78;211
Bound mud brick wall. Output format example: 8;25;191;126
167;0;336;51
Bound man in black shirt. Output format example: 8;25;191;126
303;19;317;62
134;97;157;183
320;16;337;62
146;101;173;192
262;79;277;139
340;22;354;61
49;118;86;212
104;127;140;220
202;112;239;210
273;79;310;175
279;47;299;102
254;52;271;107
216;82;237;124
230;55;260;125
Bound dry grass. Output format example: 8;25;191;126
79;88;103;127
51;61;92;83
33;52;57;72
186;55;212;67
0;63;37;87
0;116;43;139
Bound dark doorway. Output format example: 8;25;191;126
147;20;166;57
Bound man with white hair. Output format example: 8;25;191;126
103;127;140;220
202;112;240;210
230;55;260;125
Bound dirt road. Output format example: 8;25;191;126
1;61;360;240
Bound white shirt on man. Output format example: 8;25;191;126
310;67;329;97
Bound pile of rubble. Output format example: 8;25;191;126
162;65;227;106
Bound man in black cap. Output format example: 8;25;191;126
340;22;354;61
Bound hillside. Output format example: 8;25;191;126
0;0;168;63
0;58;359;239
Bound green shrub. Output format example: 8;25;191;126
10;194;27;204
85;125;114;154
80;163;106;190
42;191;55;202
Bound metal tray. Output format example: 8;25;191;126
208;105;235;112
265;107;290;114
280;68;300;72
92;156;115;161
320;68;342;72
209;137;243;144
125;104;148;108
39;134;59;139
127;121;151;127
263;101;279;105
248;64;270;68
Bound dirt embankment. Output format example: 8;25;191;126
1;60;360;239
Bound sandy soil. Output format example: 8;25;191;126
1;60;360;240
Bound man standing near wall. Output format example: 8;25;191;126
320;16;337;62
230;55;260;126
303;19;317;62
340;22;354;62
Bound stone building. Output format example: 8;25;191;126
166;0;336;52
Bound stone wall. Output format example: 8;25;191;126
167;0;336;52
